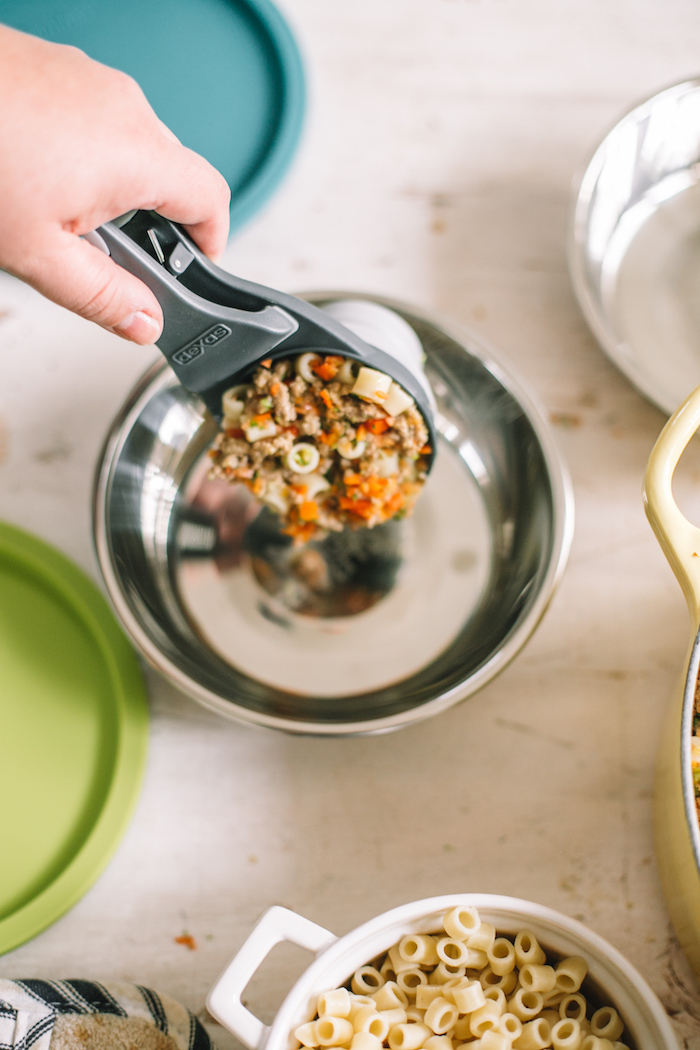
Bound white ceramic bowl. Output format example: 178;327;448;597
207;895;677;1050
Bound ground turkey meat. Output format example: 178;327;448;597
207;353;432;543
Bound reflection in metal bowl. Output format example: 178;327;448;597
570;78;700;414
93;295;573;734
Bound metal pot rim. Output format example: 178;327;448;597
93;294;573;735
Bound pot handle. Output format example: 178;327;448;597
207;906;338;1050
644;382;700;627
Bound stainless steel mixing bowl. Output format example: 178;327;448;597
570;78;700;414
93;294;573;735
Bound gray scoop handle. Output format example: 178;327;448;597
96;211;435;454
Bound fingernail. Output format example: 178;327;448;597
114;310;162;343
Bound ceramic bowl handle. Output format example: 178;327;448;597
644;383;700;626
207;906;337;1050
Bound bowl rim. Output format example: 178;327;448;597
211;894;677;1050
92;294;574;735
567;76;700;416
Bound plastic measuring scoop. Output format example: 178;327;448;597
92;211;436;460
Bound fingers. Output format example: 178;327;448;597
19;229;163;343
147;141;231;260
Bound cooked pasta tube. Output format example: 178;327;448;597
405;1008;426;1024
580;1038;614;1050
380;958;398;982
452;1019;473;1041
424;997;459;1034
507;990;544;1023
482;988;507;1016
390;947;420;975
514;933;546;969
445;979;485;1014
417;986;450;1009
353;1008;390;1040
480;969;518;996
373;984;409;1012
497;1013;523;1042
512;1019;552;1050
348;998;376;1023
399;935;440;966
540;1013;560;1032
470;1002;502;1037
589;1010;623;1043
558;996;586;1023
350;1035;382;1050
554;960;587;996
378;1009;407;1029
519;966;556;995
314;1018;355;1046
468;923;496;954
397;969;428;998
352;367;393;404
318;990;352;1019
436;939;475;967
352;968;385;995
295;1023;320;1047
424;1036;453;1050
488;940;517;976
480;1032;511;1050
551;1020;582;1050
429;963;466;985
443;906;481;941
387;1023;432;1050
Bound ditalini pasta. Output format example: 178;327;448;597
207;354;431;543
293;908;629;1050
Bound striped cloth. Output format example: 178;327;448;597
0;980;213;1050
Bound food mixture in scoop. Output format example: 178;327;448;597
207;353;431;542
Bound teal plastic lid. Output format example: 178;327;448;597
1;0;305;232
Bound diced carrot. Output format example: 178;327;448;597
270;383;281;396
252;478;265;496
366;476;388;497
419;445;432;455
312;356;343;381
291;484;308;496
175;934;197;950
344;472;361;486
282;522;317;542
366;418;390;435
340;496;373;518
251;413;272;425
261;359;272;368
385;492;404;515
356;424;367;441
299;501;319;522
352;501;374;519
320;389;334;410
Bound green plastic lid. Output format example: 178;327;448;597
0;522;149;955
0;0;306;232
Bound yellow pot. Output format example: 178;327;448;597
644;384;700;977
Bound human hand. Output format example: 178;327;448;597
0;24;230;343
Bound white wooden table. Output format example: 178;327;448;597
3;0;700;1045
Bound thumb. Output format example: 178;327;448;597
21;229;163;344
